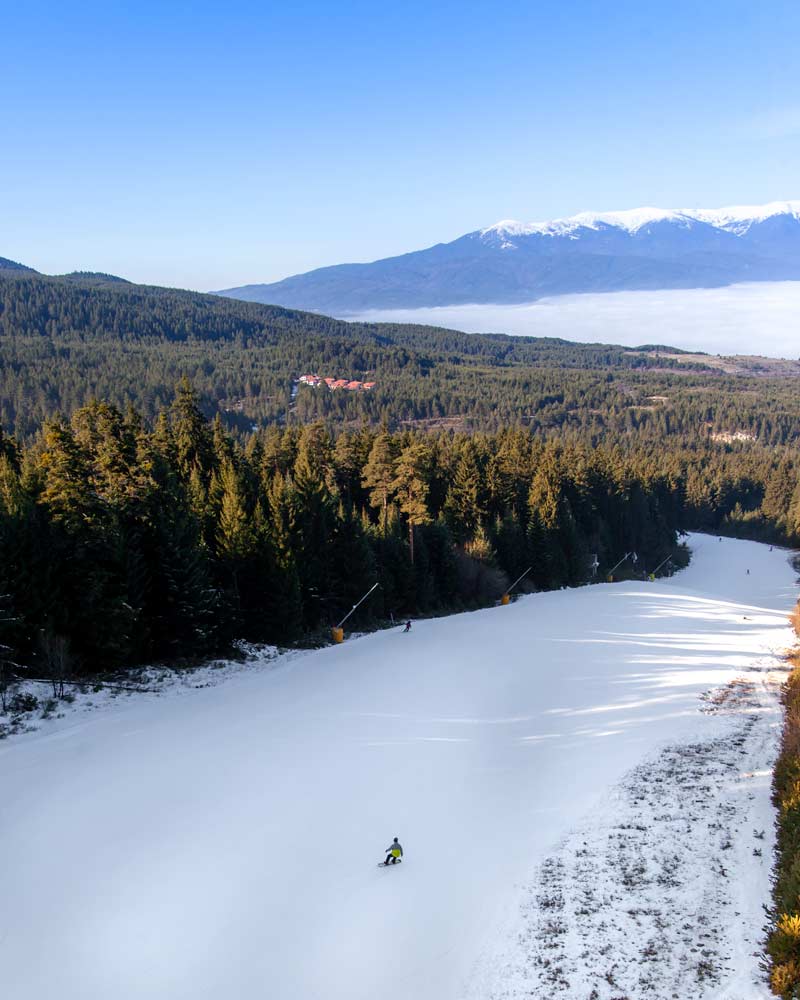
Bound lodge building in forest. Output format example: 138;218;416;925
298;374;376;391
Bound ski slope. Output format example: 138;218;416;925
0;535;796;1000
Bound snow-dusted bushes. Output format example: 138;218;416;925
7;691;38;713
768;604;800;997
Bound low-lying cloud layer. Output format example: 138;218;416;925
343;281;800;358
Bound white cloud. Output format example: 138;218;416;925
343;282;800;358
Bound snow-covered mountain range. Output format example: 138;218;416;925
481;200;800;240
217;200;800;313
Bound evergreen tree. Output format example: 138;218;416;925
291;435;338;628
217;458;255;565
264;473;303;640
362;433;396;531
171;378;214;480
390;442;431;564
444;442;487;542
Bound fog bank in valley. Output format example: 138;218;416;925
343;281;800;358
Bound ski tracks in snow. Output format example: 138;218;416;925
471;664;783;1000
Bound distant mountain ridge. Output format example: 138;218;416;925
216;200;800;312
0;256;36;273
60;271;131;285
0;258;128;284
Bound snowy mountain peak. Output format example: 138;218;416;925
481;208;690;241
689;200;800;234
481;200;800;243
218;198;800;312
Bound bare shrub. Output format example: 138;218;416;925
453;549;508;605
38;630;73;698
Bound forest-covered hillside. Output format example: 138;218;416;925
7;267;799;445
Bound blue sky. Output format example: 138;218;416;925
3;0;800;289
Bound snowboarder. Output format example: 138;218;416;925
403;620;412;633
383;838;403;865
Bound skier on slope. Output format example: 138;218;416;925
384;837;403;865
403;620;412;633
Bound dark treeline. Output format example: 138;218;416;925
2;382;800;679
0;382;692;678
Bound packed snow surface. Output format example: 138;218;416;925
0;536;795;999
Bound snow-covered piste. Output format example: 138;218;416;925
1;535;796;999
